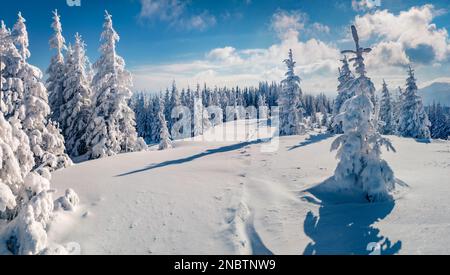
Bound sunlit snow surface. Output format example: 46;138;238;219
49;120;450;255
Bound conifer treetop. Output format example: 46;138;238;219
283;49;300;83
49;9;66;62
1;20;6;32
100;10;119;54
406;65;417;87
341;25;371;77
12;12;30;60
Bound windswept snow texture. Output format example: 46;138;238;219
49;120;450;255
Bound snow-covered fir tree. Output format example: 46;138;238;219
278;49;304;136
379;80;395;135
320;108;328;128
309;101;318;128
12;12;29;61
331;26;396;202
158;98;172;150
46;10;66;123
60;34;92;157
257;93;268;119
330;56;354;133
0;110;52;254
84;11;146;159
0;20;24;119
427;102;450;140
0;20;77;253
168;81;182;131
150;95;163;143
11;13;71;171
391;86;402;130
134;92;153;144
397;66;431;139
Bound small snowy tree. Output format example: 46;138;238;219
257;93;268;119
158;99;172;150
278;49;304;136
60;34;93;157
391;86;403;128
378;80;395;135
331;26;396;202
397;66;431;139
150;95;162;143
169;81;182;131
46;10;66;123
309;102;318;129
330;56;355;133
193;96;204;137
84;11;146;159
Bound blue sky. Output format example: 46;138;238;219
1;0;450;94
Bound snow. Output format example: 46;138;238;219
47;119;450;254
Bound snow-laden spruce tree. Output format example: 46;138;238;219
330;56;355;134
397;66;431;139
428;102;450;140
0;111;51;255
379;80;395;135
0;22;8;112
149;95;162;143
11;13;71;171
278;49;304;136
193;96;204;137
168;81;182;131
84;11;146;159
158;98;172;150
331;26;396;202
257;93;268;119
391;86;403;128
0;109;79;255
60;34;93;157
0;20;25;119
0;15;77;255
46;10;66;123
137;92;154;143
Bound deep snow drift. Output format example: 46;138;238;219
48;120;450;255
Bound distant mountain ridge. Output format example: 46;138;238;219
419;82;450;106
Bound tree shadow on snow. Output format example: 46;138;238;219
415;138;432;144
302;177;402;255
115;139;265;177
288;133;334;151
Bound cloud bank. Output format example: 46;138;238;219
132;4;450;95
132;9;339;94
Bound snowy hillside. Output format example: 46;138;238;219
48;120;450;255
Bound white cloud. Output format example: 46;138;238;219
138;0;216;31
139;0;184;22
206;47;243;65
352;0;381;12
365;41;410;67
271;10;307;40
312;22;330;34
354;5;450;66
184;11;216;31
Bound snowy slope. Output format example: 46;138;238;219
48;120;450;255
